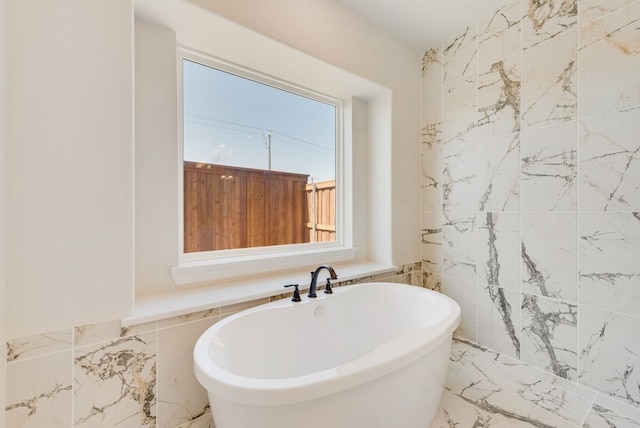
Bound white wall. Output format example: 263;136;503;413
134;21;180;295
187;0;422;267
0;0;8;419
5;0;135;338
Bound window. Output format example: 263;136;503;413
180;52;342;258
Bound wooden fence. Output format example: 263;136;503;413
184;162;335;253
305;180;336;243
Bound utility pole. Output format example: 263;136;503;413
264;132;272;170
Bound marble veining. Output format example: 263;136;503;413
579;0;637;25
523;0;578;50
443;213;477;280
522;29;577;130
521;212;576;302
422;150;442;211
579;306;640;407
5;351;73;427
579;212;640;316
443;26;477;82
478;1;522;68
579;108;640;211
579;3;640;118
521;121;577;211
74;334;157;426
421;87;443;153
478;212;520;291
422;47;443;91
445;349;592;427
477;133;521;211
479;284;521;358
477;57;521;139
521;294;577;380
6;329;72;362
582;404;640;428
443;147;477;212
421;212;442;275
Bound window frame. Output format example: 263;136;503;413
172;47;356;286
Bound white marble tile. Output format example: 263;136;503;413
74;332;157;427
478;0;522;69
579;107;640;211
522;0;578;50
579;3;640;117
392;263;424;287
583;403;640;428
429;389;540;428
442;212;477;281
446;351;592;427
478;212;520;290
5;351;72;427
478;285;521;358
421;211;442;275
157;309;219;329
579;306;640;407
579;212;640;316
443;144;477;212
6;329;72;362
579;0;637;25
421;86;442;153
442;75;477;146
157;318;218;428
477;133;520;211
422;47;443;91
521;121;577;211
522;29;578;130
521;294;577;380
443;25;477;82
421;150;442;211
421;272;442;292
477;55;521;139
449;335;488;374
588;393;640;427
75;319;157;347
442;276;477;341
521;212;577;301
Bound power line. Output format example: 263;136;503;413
184;112;334;154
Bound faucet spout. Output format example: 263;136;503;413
309;265;338;298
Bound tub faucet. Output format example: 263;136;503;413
308;265;338;298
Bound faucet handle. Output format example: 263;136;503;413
324;278;334;294
284;284;302;302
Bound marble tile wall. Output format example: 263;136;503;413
422;0;640;414
4;265;431;427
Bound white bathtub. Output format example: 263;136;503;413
193;282;461;428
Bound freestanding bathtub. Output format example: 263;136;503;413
193;282;461;428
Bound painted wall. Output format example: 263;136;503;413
5;0;135;338
422;0;640;410
0;0;8;421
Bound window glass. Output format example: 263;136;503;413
182;59;337;253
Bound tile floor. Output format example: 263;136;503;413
431;336;640;427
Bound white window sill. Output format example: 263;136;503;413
123;260;396;326
171;246;357;287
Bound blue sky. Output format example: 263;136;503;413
183;60;336;182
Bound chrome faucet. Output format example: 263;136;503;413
308;265;338;298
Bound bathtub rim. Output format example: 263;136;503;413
193;282;461;406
